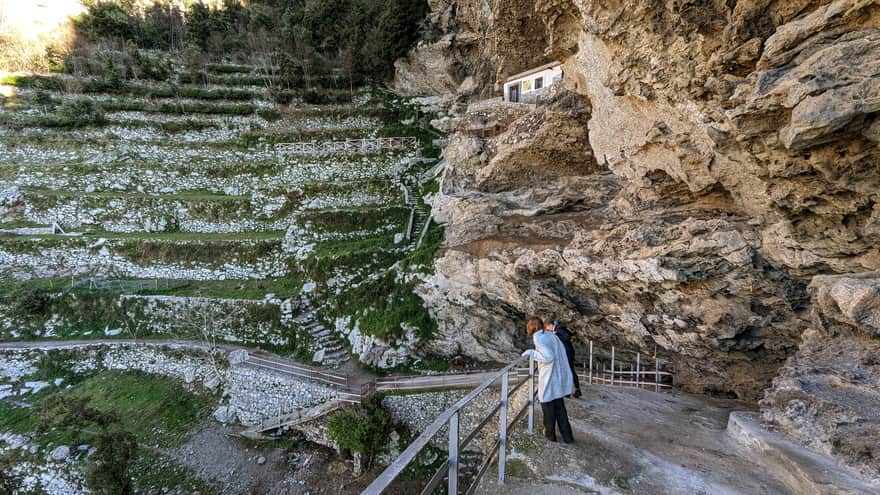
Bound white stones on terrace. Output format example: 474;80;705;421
12;125;246;144
0;352;37;382
118;294;293;347
0;141;277;166
0;239;290;281
1;152;415;194
224;364;338;425
335;315;418;369
18;194;289;234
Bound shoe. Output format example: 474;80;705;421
573;389;582;398
545;435;558;442
563;437;575;444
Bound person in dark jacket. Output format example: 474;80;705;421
547;320;582;398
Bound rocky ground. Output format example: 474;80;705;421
167;421;367;495
476;385;877;495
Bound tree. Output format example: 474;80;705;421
87;430;137;495
326;396;394;469
38;396;137;495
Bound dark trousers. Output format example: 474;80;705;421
567;354;581;391
540;398;574;442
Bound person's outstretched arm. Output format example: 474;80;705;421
522;333;556;363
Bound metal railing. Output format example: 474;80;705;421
363;355;536;495
275;136;419;156
582;342;674;392
244;352;358;391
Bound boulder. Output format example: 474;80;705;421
49;445;70;462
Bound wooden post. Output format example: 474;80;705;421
588;341;593;385
655;357;660;393
636;353;641;389
610;346;615;385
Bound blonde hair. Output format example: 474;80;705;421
526;317;544;336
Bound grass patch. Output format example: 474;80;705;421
297;206;408;235
403;223;445;271
52;370;214;447
81;79;259;101
0;402;39;434
157;101;257;115
1;74;65;90
332;270;436;342
205;63;257;74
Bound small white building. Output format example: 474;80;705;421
503;61;563;103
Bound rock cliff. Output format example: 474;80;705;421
397;0;880;478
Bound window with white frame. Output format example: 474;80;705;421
535;77;543;90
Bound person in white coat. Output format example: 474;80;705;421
522;317;575;443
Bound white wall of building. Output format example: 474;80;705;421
503;65;563;102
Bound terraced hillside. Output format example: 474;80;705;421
0;61;444;369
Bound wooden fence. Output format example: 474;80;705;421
275;136;419;156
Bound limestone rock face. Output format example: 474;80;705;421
761;273;880;480
407;0;880;404
392;0;551;96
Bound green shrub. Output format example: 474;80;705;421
157;101;256;115
326;396;393;468
256;107;281;121
302;88;352;105
205;63;253;74
158;119;217;133
12;287;51;318
269;88;294;105
0;74;64;90
57;99;107;127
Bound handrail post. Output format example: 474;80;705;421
636;353;640;389
610;346;615;385
588;340;593;385
655;356;660;392
448;411;460;494
527;357;535;433
499;371;509;482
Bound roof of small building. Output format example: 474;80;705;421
504;61;562;84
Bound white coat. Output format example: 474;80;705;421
522;330;574;403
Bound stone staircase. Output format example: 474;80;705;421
404;182;431;243
294;305;349;367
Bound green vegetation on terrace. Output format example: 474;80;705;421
295;206;409;234
54;370;214;447
0;277;298;301
23;187;247;202
0;283;311;358
115;238;283;267
0;230;285;241
326;395;395;469
0;365;218;494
